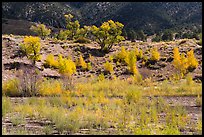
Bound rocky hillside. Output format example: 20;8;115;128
2;2;202;35
2;34;202;83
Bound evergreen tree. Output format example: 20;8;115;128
162;30;173;41
137;30;147;42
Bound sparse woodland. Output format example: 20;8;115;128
2;13;202;135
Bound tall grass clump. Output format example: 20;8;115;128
2;97;12;117
2;78;20;96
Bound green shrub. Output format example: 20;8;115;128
30;23;51;39
2;97;12;117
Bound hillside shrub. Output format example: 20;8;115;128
30;23;51;39
125;51;139;75
56;30;68;41
172;47;181;70
150;47;160;62
173;47;198;75
58;54;76;77
104;61;114;74
98;73;105;81
76;54;87;70
2;78;20;97
135;48;143;60
115;46;128;63
186;49;199;71
19;36;41;65
44;54;58;69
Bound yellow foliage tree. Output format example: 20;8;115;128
180;53;188;74
20;36;41;65
187;49;199;71
172;47;199;76
172;47;181;70
150;47;160;62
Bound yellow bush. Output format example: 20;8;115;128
115;46;128;62
172;47;181;70
135;48;139;57
98;73;105;81
38;79;63;96
173;48;198;73
20;36;41;64
138;49;143;59
180;53;188;74
125;51;139;75
150;47;160;61
76;54;87;70
2;78;20;96
86;62;92;71
44;54;58;68
134;48;143;60
58;54;76;77
187;49;198;70
104;61;114;74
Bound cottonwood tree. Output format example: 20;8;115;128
20;36;41;65
91;20;125;53
64;14;80;40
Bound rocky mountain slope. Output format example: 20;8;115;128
2;34;202;83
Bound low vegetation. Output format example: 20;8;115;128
2;12;202;135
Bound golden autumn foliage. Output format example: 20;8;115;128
104;61;114;74
44;54;59;69
186;49;199;71
115;46;128;62
150;47;160;61
125;51;139;75
134;48;143;60
180;53;188;74
173;47;198;75
172;47;181;70
76;54;87;70
38;79;63;96
57;54;76;77
2;78;20;96
20;36;41;64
